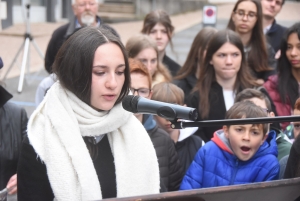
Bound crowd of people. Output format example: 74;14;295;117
1;0;300;200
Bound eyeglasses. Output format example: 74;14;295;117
130;88;151;98
234;10;257;21
76;1;97;8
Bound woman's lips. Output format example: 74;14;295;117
290;60;300;65
103;95;116;101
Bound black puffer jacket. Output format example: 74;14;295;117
142;114;183;191
0;86;28;190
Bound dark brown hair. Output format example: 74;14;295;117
129;58;152;88
195;29;257;119
151;82;184;105
277;22;300;106
53;26;130;106
227;0;270;73
141;10;174;49
174;26;217;80
235;88;272;111
226;101;269;135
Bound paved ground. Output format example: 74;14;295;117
0;2;299;117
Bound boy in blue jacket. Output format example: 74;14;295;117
180;101;280;190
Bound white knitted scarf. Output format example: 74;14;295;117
27;82;160;201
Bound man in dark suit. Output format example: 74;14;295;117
261;0;287;58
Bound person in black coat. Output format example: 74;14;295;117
141;10;181;77
188;30;258;142
261;0;287;54
151;82;204;173
173;27;217;104
44;0;118;74
129;58;183;191
0;84;28;195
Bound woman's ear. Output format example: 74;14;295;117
148;91;153;99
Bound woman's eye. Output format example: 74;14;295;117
116;71;124;75
218;54;225;57
233;53;239;57
94;72;105;76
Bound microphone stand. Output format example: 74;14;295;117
171;116;300;129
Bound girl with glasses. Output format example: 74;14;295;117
227;0;277;84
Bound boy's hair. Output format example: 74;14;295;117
235;88;272;111
151;82;184;105
128;58;152;89
294;98;300;111
225;101;269;135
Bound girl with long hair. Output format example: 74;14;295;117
126;34;172;87
227;0;276;84
17;27;160;200
173;26;217;104
264;22;300;130
141;10;181;77
187;29;257;142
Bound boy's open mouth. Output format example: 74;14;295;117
241;146;250;152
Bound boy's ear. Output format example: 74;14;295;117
269;111;275;117
261;134;268;145
223;126;229;138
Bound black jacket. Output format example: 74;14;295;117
250;44;277;81
0;86;28;190
17;135;117;201
175;134;202;174
44;17;118;73
173;74;197;104
187;82;228;142
143;114;183;191
266;20;287;54
162;55;181;77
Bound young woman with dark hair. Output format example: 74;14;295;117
227;0;276;84
126;34;172;86
141;10;181;76
17;27;160;201
173;27;217;104
187;29;258;142
264;22;300;131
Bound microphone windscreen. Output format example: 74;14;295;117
122;95;139;113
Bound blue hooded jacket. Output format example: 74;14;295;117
180;129;279;190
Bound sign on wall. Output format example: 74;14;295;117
202;5;217;26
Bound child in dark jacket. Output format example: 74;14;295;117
180;101;280;190
151;82;203;174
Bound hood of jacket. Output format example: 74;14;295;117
211;129;278;160
142;114;157;131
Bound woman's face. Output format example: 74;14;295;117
148;23;170;53
232;1;258;34
135;47;158;76
210;42;242;81
286;33;300;69
90;43;126;111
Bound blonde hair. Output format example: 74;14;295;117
151;82;184;105
125;34;172;86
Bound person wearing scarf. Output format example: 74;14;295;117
17;27;160;201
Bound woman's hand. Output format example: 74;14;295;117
6;174;17;195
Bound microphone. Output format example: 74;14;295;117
122;95;198;121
